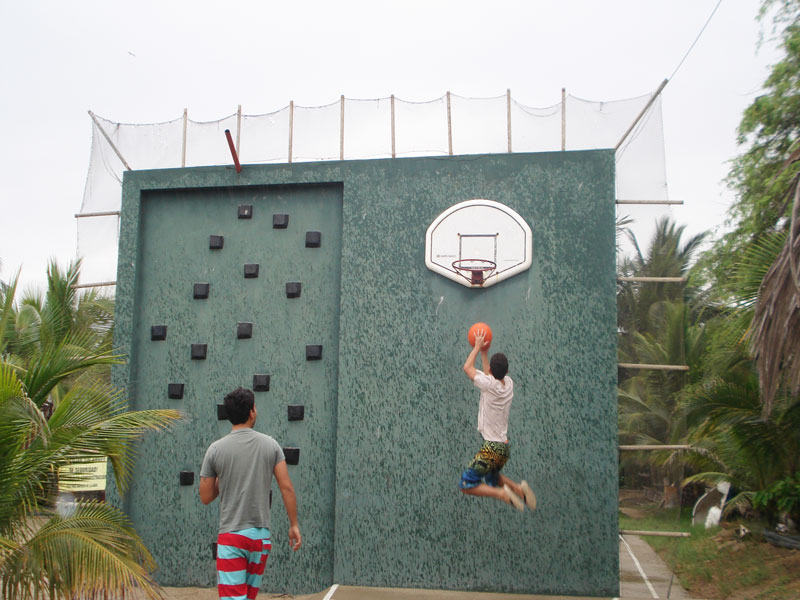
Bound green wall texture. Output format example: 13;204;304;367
113;151;618;597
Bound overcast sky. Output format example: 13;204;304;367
0;0;783;292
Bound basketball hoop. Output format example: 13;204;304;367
452;259;497;286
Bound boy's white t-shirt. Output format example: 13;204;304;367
473;371;513;442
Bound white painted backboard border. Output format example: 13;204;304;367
425;199;533;288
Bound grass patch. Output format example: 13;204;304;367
619;506;800;599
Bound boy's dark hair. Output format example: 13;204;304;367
489;353;508;380
224;387;255;425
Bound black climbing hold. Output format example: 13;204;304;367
253;374;270;392
211;542;217;560
217;404;228;421
194;283;210;299
273;214;289;229
286;282;301;298
283;447;300;465
288;405;305;421
244;264;259;278
179;471;194;486
191;344;208;360
168;383;184;399
237;322;253;339
305;231;321;248
306;345;323;360
238;204;253;219
269;490;272;508
209;235;224;250
151;325;167;341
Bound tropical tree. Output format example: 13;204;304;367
0;261;181;598
618;217;707;356
617;217;709;503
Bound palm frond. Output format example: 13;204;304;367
0;502;163;600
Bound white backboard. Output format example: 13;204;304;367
425;199;532;288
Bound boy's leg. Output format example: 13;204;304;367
460;482;509;502
497;474;523;499
460;440;522;507
216;527;271;600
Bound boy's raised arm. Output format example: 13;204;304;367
463;330;486;380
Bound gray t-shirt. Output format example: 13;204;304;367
200;428;285;534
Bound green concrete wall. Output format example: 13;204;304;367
113;151;618;597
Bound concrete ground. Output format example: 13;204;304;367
162;534;693;600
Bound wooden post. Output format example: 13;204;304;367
88;111;132;170
446;91;453;156
615;78;668;151
619;445;692;451
616;199;684;205
506;88;512;153
74;211;121;218
618;276;686;283
391;94;396;159
236;104;242;158
181;108;188;167
288;100;294;164
620;530;690;538
561;88;566;151
618;363;689;371
70;281;117;289
340;95;345;160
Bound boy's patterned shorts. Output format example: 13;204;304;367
216;527;271;600
459;440;510;489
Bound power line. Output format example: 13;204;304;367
669;0;725;81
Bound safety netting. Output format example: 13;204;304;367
78;90;669;284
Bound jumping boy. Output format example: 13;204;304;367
459;327;536;511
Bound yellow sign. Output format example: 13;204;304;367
58;460;108;492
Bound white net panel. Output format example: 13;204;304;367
78;90;668;284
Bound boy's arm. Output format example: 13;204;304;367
480;348;490;374
463;330;486;380
199;477;219;505
274;460;302;551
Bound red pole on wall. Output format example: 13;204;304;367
224;129;242;173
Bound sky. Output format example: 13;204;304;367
0;0;785;292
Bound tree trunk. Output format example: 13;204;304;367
663;477;680;508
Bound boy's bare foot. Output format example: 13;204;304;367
503;484;525;511
521;480;537;511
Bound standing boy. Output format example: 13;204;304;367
200;387;301;599
459;328;536;511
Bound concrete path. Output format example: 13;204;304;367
163;534;693;600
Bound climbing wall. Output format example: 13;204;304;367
117;183;342;591
113;151;619;597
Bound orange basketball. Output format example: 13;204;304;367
468;322;492;350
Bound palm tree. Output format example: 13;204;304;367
619;301;708;505
617;217;709;504
680;375;800;518
0;260;181;599
618;217;707;355
0;363;181;599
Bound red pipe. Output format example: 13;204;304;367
224;129;242;173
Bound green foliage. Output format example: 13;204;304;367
701;4;800;296
753;472;800;523
0;259;182;599
618;218;708;488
